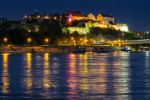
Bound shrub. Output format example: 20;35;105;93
31;48;36;54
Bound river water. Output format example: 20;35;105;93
0;52;150;100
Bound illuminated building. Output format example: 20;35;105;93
109;24;120;30
87;13;96;21
97;14;114;24
69;12;73;21
63;11;129;32
53;13;61;20
62;11;89;21
85;21;108;29
63;27;87;34
117;24;129;32
21;12;51;24
92;22;108;28
85;21;129;32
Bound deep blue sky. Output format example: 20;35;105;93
0;0;150;32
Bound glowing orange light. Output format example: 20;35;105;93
45;16;49;19
28;38;31;42
45;38;49;42
84;39;87;42
4;38;7;42
71;37;74;40
37;15;40;18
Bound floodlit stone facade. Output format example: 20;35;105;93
87;13;96;21
97;14;114;24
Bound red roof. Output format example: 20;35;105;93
66;11;87;17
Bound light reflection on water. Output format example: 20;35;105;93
119;52;131;100
1;53;10;94
145;52;150;99
0;52;150;99
25;53;32;94
66;54;78;99
42;53;51;98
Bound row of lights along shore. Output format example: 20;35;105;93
3;38;49;45
3;37;95;46
3;37;126;46
2;34;149;46
71;37;94;45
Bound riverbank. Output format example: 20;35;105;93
0;45;64;53
0;45;122;54
0;45;96;53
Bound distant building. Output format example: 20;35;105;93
87;13;96;21
62;11;89;21
0;18;7;23
136;32;145;38
97;14;114;24
85;21;129;32
117;24;129;32
21;12;51;24
85;21;108;28
53;13;61;20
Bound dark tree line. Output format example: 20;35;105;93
0;20;63;45
0;18;140;49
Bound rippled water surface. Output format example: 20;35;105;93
0;52;150;99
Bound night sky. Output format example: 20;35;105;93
0;0;150;32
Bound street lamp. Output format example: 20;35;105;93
4;38;7;45
122;33;124;41
147;31;149;39
28;38;31;46
71;37;74;40
45;38;49;45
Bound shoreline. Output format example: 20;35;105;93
1;51;64;54
0;45;146;54
0;45;94;54
0;45;65;54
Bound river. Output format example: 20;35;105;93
0;51;150;99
